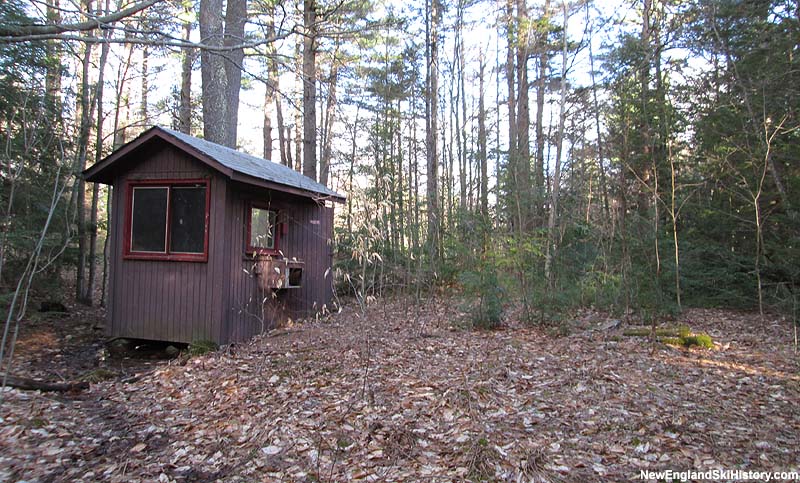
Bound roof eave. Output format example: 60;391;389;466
229;171;346;203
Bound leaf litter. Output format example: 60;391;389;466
1;299;798;482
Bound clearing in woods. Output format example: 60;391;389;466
1;297;798;482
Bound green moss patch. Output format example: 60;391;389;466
623;325;691;338
624;325;714;349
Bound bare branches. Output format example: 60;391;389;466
0;0;161;38
0;28;297;51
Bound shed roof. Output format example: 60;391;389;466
83;126;345;202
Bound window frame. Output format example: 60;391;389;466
246;203;280;255
123;178;211;262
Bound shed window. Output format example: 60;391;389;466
248;206;279;253
125;180;209;261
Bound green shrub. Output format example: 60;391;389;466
460;259;504;330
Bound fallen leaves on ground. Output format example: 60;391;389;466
1;299;799;482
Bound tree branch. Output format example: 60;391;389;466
0;0;162;37
0;28;296;49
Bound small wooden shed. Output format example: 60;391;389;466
83;126;345;344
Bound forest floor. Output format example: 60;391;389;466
1;296;799;482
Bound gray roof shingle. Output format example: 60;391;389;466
159;127;343;200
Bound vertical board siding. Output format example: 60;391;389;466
224;188;336;343
106;139;335;345
108;142;228;344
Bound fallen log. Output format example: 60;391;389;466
3;376;89;392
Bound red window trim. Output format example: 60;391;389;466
246;203;281;256
123;178;211;262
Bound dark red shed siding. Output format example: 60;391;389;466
108;144;229;343
105;140;335;344
224;185;335;343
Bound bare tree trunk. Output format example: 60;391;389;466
455;0;467;215
178;13;193;134
224;0;246;147
459;18;468;218
263;10;278;160
515;0;531;230
100;185;111;308
425;0;440;264
447;69;455;226
44;0;62;111
478;51;488;244
505;0;517;228
293;32;303;171
263;85;274;159
410;86;420;254
74;0;95;304
544;0;568;287
534;0;550;227
276;102;287;164
87;0;112;306
199;0;246;148
396;98;405;254
102;33;136;307
442;95;451;238
199;0;226;143
302;0;317;181
668;143;681;310
320;40;340;186
587;1;609;217
140;45;148;125
286;126;294;169
346;106;360;235
294;117;302;172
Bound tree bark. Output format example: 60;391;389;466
87;0;112;306
263;8;278;160
44;0;62;110
320;40;340;186
587;4;609;217
478;52;488;222
4;375;89;392
515;0;531;230
505;0;516;225
294;36;302;171
199;0;226;144
302;0;317;181
199;0;246;148
544;0;569;287
140;45;148;124
223;0;247;147
178;14;193;134
534;0;550;226
426;0;440;263
74;0;95;305
277;99;288;165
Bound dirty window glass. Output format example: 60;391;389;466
250;208;276;249
169;186;206;253
131;187;168;252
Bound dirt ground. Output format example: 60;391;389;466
1;297;798;482
3;302;173;384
